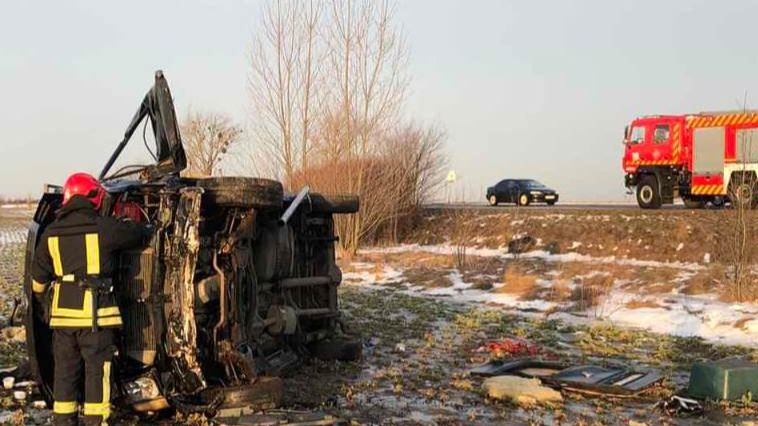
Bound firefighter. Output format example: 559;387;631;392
30;172;151;426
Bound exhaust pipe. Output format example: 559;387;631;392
278;186;310;226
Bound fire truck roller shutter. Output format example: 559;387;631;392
693;127;725;175
736;128;758;164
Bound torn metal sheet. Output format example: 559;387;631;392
470;359;662;396
163;187;205;393
470;360;566;378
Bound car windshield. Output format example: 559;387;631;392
520;180;546;188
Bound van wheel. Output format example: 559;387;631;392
488;195;498;206
518;194;530;207
636;176;661;209
307;193;360;214
197;177;283;209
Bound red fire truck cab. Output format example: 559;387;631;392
623;111;758;209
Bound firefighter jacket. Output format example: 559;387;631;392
31;196;149;329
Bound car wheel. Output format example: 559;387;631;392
546;201;556;206
197;177;283;209
636;176;661;209
308;336;363;362
518;193;530;207
307;193;359;214
488;195;498;206
199;377;283;411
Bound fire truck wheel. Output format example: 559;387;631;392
488;195;498;206
518;193;530;207
636;176;661;209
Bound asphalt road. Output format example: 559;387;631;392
424;202;687;211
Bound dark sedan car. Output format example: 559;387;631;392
486;179;559;206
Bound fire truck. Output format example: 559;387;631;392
623;111;758;209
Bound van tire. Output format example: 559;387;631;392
197;177;283;209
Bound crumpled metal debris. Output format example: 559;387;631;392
656;395;703;416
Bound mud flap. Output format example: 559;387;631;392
163;187;205;393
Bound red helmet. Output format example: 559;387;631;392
62;172;105;209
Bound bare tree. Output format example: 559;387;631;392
724;109;758;302
181;112;242;177
320;0;409;253
381;123;447;242
247;0;443;255
248;0;322;186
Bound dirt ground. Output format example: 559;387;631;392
413;207;758;266
2;207;758;425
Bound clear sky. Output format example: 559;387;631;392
2;0;758;201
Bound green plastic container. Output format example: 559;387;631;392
688;358;758;401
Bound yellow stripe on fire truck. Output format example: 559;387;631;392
691;185;724;195
688;113;758;129
626;160;678;166
671;123;681;162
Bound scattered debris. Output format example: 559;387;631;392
544;241;560;254
471;360;565;378
473;338;539;356
656;395;703;416
0;411;14;424
483;376;563;406
213;410;349;426
508;236;537;254
688;358;758;401
553;365;663;396
471;359;662;396
1;327;25;343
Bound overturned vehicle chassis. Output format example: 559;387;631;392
24;71;359;414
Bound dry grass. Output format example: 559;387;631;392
542;279;573;302
624;299;664;310
412;209;729;264
403;267;453;288
497;264;539;298
570;275;615;311
733;316;757;330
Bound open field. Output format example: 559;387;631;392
2;207;758;425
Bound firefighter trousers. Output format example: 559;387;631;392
52;328;116;426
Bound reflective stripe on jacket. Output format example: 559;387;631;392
31;196;148;329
